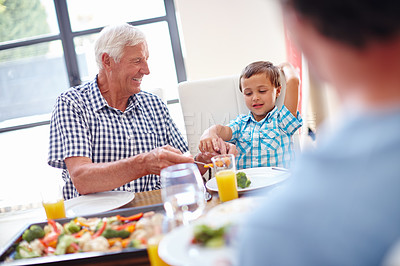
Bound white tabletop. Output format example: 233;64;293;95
0;207;46;250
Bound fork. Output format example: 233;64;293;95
194;161;213;168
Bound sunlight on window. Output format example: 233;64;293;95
67;0;166;32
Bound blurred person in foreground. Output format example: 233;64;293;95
237;0;400;265
48;23;218;199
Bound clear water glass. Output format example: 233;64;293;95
161;163;206;226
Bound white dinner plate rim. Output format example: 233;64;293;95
64;191;135;217
205;166;290;193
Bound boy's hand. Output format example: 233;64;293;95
199;136;238;156
199;125;233;153
278;62;300;82
199;135;223;153
224;142;238;156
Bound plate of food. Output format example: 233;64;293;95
206;167;290;193
159;197;262;266
158;219;236;266
0;204;164;265
65;191;135;217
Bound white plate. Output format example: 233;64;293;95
158;221;236;266
159;197;263;266
64;191;135;217
206;167;290;193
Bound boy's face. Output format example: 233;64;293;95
241;73;280;122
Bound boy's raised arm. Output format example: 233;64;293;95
280;62;300;117
199;125;232;153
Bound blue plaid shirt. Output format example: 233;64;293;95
228;105;302;169
48;76;188;199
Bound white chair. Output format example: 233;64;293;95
178;74;289;156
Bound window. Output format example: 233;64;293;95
0;0;186;131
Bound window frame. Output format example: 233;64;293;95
0;0;186;133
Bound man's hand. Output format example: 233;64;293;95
143;145;194;175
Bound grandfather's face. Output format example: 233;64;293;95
110;42;150;95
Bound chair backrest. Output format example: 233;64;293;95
178;74;287;155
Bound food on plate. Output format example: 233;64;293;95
22;225;45;243
204;163;213;168
191;224;231;248
213;157;231;168
236;172;251;188
7;211;164;262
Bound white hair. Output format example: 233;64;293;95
94;23;146;70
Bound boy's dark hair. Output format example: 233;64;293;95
281;0;400;47
239;61;281;92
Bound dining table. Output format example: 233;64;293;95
0;189;226;266
0;165;290;266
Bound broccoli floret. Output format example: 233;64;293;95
236;172;251;188
63;221;81;234
101;228;130;239
22;225;45;243
128;239;145;248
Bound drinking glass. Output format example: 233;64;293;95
161;163;206;226
211;154;238;202
41;179;66;220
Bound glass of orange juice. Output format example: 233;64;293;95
147;234;170;266
211;154;238;202
147;219;171;266
41;180;66;220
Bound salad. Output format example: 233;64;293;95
7;211;164;261
191;224;231;248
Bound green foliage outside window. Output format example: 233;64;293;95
0;0;51;61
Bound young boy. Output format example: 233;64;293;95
199;61;302;169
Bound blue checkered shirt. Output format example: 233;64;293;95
228;105;302;169
48;76;188;199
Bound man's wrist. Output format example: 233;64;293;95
194;153;202;163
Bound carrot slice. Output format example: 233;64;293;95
117;212;143;222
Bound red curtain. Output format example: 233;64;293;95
284;25;302;114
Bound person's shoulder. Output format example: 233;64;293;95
136;90;164;104
276;105;299;120
228;114;251;130
235;113;251;122
56;81;96;111
59;80;92;99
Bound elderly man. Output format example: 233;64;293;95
237;0;400;265
48;23;200;199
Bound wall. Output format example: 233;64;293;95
174;0;287;80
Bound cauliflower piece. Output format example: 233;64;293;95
81;236;109;252
29;239;45;256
